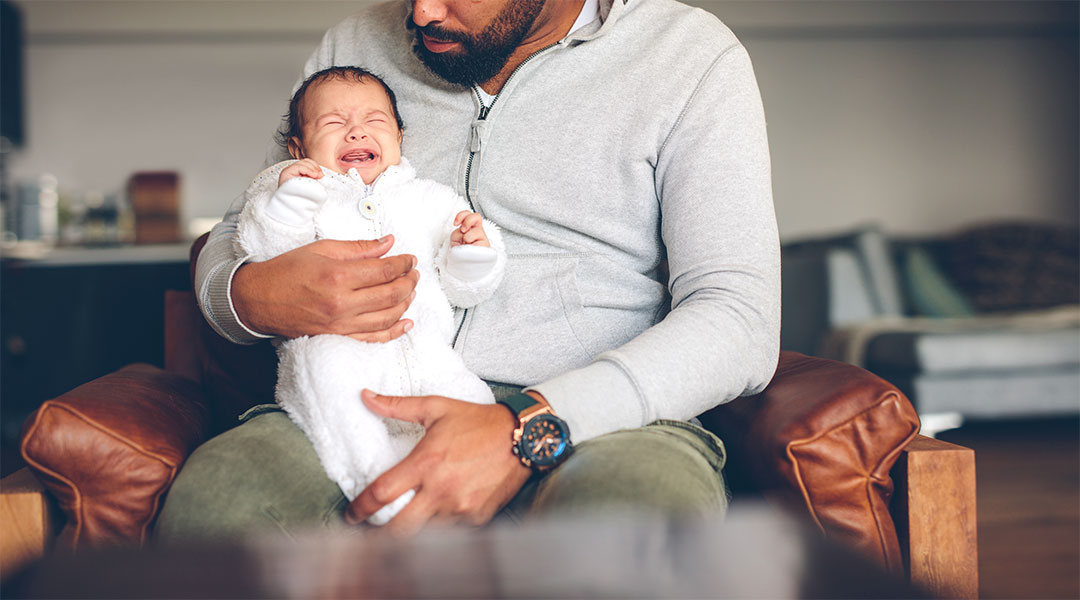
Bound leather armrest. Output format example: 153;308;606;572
699;351;920;574
19;364;209;550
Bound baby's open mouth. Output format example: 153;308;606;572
341;149;377;164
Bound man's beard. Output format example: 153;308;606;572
410;0;545;88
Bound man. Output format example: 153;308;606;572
157;0;779;539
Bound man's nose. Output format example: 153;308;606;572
412;0;448;28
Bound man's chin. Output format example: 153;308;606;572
409;0;543;88
414;45;514;88
414;47;482;87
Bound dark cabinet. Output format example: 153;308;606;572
1;246;191;454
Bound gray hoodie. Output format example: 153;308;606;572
196;0;780;443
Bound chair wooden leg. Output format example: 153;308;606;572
1;468;58;579
892;435;979;599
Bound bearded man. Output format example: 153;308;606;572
157;0;779;539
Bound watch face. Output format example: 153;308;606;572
520;413;571;468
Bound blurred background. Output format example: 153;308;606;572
0;1;1077;597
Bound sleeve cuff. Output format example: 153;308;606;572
525;356;648;443
436;219;506;308
444;245;498;282
204;255;275;344
264;176;328;226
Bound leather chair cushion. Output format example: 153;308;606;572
19;364;208;549
700;351;920;573
195;314;277;433
185;234;278;432
163;286;277;434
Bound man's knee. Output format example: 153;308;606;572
528;420;729;518
154;411;346;543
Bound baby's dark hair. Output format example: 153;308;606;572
276;66;405;152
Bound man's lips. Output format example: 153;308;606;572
421;32;459;53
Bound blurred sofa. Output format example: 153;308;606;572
781;221;1080;431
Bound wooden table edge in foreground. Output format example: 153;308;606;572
892;434;979;599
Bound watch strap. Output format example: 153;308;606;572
497;392;573;473
498;392;540;418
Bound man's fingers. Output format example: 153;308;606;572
312;236;401;261
346;469;420;525
345;289;412;334
354;270;418;311
299;255;419;337
231;240;417;339
346;318;413;343
360;389;440;426
342;252;418;291
320;267;418;325
381;495;440;537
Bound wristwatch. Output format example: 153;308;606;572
497;392;573;472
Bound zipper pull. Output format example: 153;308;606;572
470;121;486;153
479;105;490;120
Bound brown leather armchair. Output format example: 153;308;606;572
1;236;978;598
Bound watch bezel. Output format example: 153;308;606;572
518;412;572;470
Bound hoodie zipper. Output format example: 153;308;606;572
451;41;564;350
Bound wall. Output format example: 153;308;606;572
5;0;366;238
708;0;1079;239
5;0;1078;241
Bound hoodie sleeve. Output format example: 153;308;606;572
526;45;780;443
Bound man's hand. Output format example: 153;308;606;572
450;211;491;247
232;235;419;342
346;390;532;536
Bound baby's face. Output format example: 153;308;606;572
289;77;402;184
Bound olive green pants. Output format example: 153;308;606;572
155;385;728;542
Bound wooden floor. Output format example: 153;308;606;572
939;417;1080;600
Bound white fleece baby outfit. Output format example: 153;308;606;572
236;158;505;525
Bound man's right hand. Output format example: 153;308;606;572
232;235;419;342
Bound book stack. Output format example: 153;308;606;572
128;172;180;244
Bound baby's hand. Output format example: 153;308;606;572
450;211;490;247
279;158;324;187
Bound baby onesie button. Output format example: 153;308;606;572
360;200;378;219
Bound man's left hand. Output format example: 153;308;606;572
346;390;532;536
